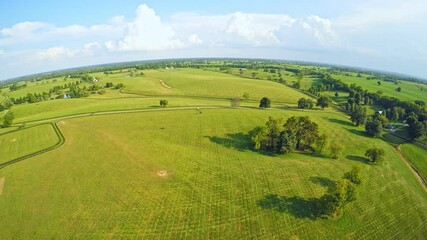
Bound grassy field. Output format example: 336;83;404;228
0;109;426;239
0;124;59;164
400;143;427;181
333;74;427;103
0;65;426;239
93;69;310;104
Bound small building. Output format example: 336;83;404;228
63;94;71;99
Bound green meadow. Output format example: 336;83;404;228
0;64;426;239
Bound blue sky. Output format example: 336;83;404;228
1;0;427;80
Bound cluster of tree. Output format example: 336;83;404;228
11;92;52;104
9;82;27;91
1;111;15;127
297;98;314;109
365;114;389;137
406;112;427;141
316;95;331;109
320;166;362;218
0;98;14;111
249;116;325;154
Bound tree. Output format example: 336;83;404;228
159;99;168;107
350;105;367;126
1;98;14;109
335;92;339;97
377;81;381;86
396;87;402;92
277;130;297;153
320;179;357;218
365;148;385;164
391;107;399;122
249;126;267;150
316;95;331;109
415;100;425;107
230;98;240;108
329;143;342;159
373;114;389;128
265;116;283;150
259;97;271;109
297;98;313;110
283;116;319;150
408;120;426;140
365;120;383;137
316;134;328;153
2;111;14;127
343;166;362;185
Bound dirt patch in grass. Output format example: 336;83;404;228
0;177;5;195
157;170;168;177
159;80;172;89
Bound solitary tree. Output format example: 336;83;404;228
329;143;342;159
259;97;271;109
321;179;357;218
160;99;168;107
231;98;240;108
343;166;362;185
365;148;385;164
316;96;331;109
377;81;381;86
396;87;402;92
335;92;339;97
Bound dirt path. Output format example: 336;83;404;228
394;146;427;191
0;177;5;195
159;80;172;89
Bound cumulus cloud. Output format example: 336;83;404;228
115;4;184;51
188;34;203;45
37;47;76;60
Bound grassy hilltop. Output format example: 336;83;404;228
0;61;426;239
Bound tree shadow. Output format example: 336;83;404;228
309;176;335;188
205;133;250;151
205;133;276;156
346;155;370;164
257;194;325;220
347;128;367;137
324;117;354;127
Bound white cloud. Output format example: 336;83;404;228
225;12;294;46
115;4;184;51
336;0;427;31
37;47;76;60
0;49;4;56
188;34;202;45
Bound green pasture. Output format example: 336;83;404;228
334;75;427;103
95;69;310;104
0;109;425;239
400;143;427;181
0;124;59;164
